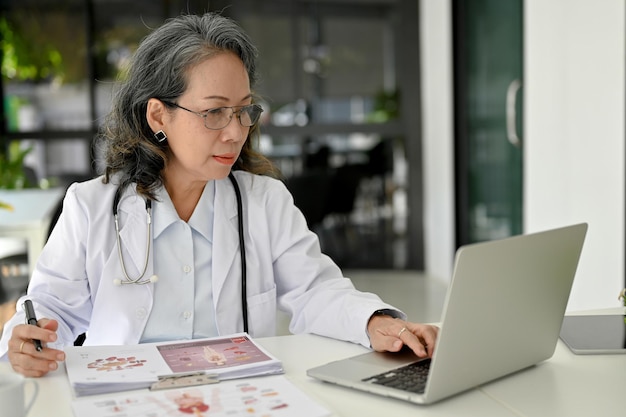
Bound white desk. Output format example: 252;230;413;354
1;312;624;417
479;308;626;417
0;188;64;274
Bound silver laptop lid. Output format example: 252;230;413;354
425;223;587;402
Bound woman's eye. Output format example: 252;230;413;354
206;108;226;116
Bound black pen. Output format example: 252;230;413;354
23;299;43;351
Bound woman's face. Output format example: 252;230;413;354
162;52;252;184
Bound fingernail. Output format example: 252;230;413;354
49;361;58;370
57;353;65;361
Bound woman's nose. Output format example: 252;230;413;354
220;116;246;142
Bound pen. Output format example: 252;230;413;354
23;299;43;351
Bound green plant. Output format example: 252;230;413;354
0;16;64;83
366;89;400;123
0;142;33;190
0;142;35;210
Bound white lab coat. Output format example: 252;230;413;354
0;171;402;357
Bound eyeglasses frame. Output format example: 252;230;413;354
160;100;263;130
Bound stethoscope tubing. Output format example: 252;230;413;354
113;197;153;285
228;173;248;333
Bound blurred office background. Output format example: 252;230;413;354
0;0;428;272
0;0;624;321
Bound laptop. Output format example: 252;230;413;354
307;223;588;404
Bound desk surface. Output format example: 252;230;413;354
0;188;65;274
0;188;64;228
1;312;625;417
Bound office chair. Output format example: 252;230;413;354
284;169;334;229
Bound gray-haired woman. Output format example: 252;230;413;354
1;13;438;377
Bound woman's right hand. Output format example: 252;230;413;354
7;318;66;377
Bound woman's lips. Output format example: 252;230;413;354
214;153;237;165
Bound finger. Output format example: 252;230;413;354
11;359;57;378
417;324;439;355
403;325;439;357
422;325;439;356
9;340;65;376
14;337;65;360
20;319;59;347
400;330;428;357
39;318;59;331
11;364;49;378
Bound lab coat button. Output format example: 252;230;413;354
183;311;192;319
136;308;147;319
183;265;192;273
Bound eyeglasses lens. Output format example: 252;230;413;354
205;105;262;129
238;105;262;127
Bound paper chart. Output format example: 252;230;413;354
72;375;330;417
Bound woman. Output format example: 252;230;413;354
0;13;438;377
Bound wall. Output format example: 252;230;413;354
421;0;625;311
525;0;625;311
420;0;456;282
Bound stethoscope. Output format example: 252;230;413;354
111;172;249;332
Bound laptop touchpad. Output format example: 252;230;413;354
351;349;422;368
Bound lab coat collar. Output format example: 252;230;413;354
151;186;179;239
151;182;215;242
188;181;215;242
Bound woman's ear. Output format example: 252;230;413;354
146;98;167;133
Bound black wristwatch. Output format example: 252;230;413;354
370;309;401;319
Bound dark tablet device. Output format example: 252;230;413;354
559;314;626;354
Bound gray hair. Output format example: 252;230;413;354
100;13;274;199
133;13;258;103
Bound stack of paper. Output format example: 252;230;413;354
64;333;284;397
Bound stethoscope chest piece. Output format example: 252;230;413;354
113;274;159;286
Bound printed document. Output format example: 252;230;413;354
64;333;283;396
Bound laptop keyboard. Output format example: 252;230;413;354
362;359;432;394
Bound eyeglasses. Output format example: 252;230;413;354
161;101;263;130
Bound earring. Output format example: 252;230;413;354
154;130;167;143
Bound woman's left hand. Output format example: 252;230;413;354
367;314;439;358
